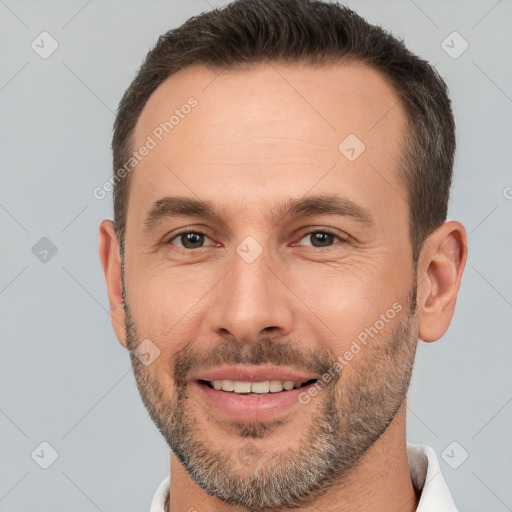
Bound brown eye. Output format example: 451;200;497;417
169;232;211;249
297;231;341;248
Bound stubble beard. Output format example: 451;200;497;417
124;282;418;511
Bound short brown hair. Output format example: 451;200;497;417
112;0;455;261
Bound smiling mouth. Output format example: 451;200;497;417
198;378;318;396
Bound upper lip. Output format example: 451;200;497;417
190;365;318;383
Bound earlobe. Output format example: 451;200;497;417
417;221;468;343
98;220;127;348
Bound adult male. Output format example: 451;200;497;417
99;0;467;510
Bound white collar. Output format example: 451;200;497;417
408;443;458;511
150;443;458;511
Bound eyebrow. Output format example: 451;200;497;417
143;194;374;231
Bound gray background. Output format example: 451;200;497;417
1;0;511;510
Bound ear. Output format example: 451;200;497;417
98;220;127;348
417;221;468;342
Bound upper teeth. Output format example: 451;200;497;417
211;380;302;393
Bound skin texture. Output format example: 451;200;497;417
99;62;467;511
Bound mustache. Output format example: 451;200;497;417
172;337;338;387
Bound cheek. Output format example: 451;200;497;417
292;257;395;303
287;257;409;349
126;264;219;351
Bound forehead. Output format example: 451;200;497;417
129;62;408;228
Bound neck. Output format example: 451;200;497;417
167;402;418;512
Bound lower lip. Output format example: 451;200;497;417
191;381;316;423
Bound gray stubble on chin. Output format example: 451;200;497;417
123;284;418;510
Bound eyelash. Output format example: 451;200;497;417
295;228;346;247
166;228;347;250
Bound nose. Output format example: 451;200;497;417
205;245;294;344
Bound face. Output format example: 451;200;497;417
120;62;419;509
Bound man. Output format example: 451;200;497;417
99;0;467;510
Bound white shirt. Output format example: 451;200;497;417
150;443;458;511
